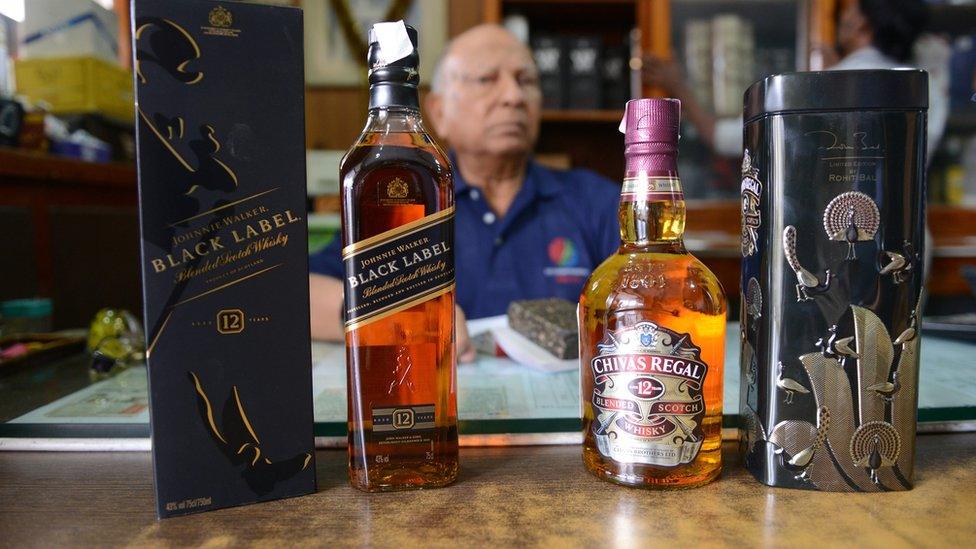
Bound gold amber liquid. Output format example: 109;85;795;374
579;195;726;488
341;129;459;492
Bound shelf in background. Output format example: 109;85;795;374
927;3;976;36
0;148;135;188
500;0;634;4
947;111;976;133
541;109;625;123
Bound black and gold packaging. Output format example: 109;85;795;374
132;0;315;518
739;70;927;492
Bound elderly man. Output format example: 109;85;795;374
309;24;621;359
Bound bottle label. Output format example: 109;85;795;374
589;321;707;467
740;149;763;257
372;404;436;447
621;176;684;202
342;207;455;332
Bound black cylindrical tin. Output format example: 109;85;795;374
739;70;928;492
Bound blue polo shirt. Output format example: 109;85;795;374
309;158;622;319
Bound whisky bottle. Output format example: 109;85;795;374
578;98;726;488
339;22;458;492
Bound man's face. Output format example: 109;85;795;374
836;3;866;56
434;34;542;157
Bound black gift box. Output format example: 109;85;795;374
132;0;315;518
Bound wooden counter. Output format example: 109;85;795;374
1;434;974;546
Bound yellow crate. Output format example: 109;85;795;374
14;56;133;122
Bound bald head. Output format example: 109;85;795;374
425;24;541;160
432;25;531;92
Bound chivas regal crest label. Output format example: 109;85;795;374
590;321;708;467
342;207;455;331
741;149;762;257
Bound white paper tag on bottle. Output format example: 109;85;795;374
372;21;413;67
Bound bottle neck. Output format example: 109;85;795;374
618;151;686;250
363;106;425;134
624;141;677;173
369;79;420;111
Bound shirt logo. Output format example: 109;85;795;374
548;237;579;267
545;237;589;282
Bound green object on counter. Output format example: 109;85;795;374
0;298;53;335
1;298;52;318
87;308;144;353
86;308;145;380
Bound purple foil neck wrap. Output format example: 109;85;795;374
623;98;680;174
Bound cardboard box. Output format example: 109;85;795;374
132;0;315;518
14;56;133;121
20;0;119;64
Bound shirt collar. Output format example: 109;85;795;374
833;46;901;70
450;152;561;200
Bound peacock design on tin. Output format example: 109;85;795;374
763;303;921;492
850;421;902;485
823;191;880;260
746;278;762;319
769;406;831;482
784;225;833;302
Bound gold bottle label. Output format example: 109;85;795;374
590;321;707;467
341;207;455;332
371;404;437;447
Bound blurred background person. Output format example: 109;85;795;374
309;24;622;361
644;0;950;160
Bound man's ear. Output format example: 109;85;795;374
853;7;871;37
424;91;446;139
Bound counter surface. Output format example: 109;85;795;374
1;434;974;546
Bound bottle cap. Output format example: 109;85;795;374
367;21;419;86
622;98;680;146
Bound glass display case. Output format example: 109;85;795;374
2;323;975;447
2;0;975;449
670;0;804;198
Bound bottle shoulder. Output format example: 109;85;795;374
342;107;451;178
340;136;453;185
582;249;727;316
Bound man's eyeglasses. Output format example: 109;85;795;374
453;69;541;97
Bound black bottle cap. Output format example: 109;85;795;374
367;22;420;110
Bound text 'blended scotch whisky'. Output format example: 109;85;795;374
579;98;726;488
340;22;458;492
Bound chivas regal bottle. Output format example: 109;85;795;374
339;22;458;492
578;98;727;488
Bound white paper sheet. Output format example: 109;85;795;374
467;315;578;372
